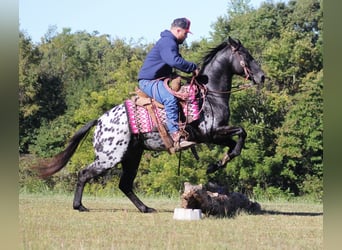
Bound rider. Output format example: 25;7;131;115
138;17;199;149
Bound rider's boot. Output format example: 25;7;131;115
171;131;196;149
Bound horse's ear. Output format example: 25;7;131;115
228;36;241;50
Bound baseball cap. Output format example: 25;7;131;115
171;18;192;34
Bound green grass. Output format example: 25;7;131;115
19;193;323;250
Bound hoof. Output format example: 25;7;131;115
74;204;89;212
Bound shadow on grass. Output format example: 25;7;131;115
88;208;138;213
260;210;323;217
88;208;174;213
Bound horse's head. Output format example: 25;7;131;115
228;37;265;86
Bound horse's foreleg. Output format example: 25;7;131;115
227;126;247;158
207;126;247;174
119;148;157;213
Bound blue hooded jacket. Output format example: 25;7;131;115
138;30;197;80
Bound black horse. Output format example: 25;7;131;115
36;37;265;213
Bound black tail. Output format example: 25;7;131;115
34;119;98;178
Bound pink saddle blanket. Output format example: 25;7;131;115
124;84;201;134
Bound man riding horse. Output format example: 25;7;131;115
138;17;199;150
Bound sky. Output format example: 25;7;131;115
19;0;269;45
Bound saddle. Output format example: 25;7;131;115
125;77;203;153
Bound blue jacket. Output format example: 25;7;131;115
138;30;197;80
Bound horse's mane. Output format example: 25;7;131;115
201;41;229;69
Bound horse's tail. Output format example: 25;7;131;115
34;119;98;178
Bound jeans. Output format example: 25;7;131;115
138;79;179;133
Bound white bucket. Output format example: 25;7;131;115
173;208;202;220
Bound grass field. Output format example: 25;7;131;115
19;193;323;250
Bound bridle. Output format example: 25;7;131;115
231;44;253;82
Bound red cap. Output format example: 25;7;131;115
172;17;192;34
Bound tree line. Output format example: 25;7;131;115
19;0;322;201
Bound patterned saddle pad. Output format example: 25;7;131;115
124;84;201;134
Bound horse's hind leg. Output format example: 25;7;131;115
73;161;105;211
119;147;156;213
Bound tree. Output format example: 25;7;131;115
274;70;323;196
19;32;42;153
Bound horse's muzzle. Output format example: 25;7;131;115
251;72;265;86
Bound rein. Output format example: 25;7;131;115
207;82;255;95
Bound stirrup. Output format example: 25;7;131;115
179;140;196;149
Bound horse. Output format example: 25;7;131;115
35;37;265;213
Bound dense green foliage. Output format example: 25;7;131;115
19;0;323;201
